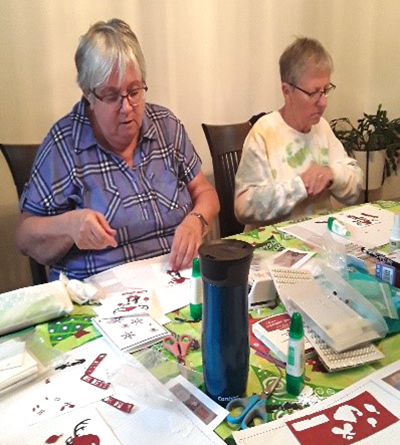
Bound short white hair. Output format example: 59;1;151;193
279;37;333;85
75;18;146;92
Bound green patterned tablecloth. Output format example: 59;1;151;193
17;200;400;443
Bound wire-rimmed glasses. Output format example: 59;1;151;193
91;84;148;108
289;82;336;101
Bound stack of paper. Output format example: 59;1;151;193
92;313;168;353
0;339;39;394
92;290;168;353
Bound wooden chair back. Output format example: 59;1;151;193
1;144;48;284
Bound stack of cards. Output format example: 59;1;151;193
92;290;168;353
92;315;168;353
253;313;315;362
0;339;40;394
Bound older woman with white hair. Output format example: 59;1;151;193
235;37;362;230
16;18;219;280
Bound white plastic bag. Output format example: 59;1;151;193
0;281;73;336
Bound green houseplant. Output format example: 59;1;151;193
330;105;400;197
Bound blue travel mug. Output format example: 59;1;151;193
199;239;253;406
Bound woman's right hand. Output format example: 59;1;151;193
300;164;333;198
69;209;117;250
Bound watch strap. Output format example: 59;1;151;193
188;212;209;235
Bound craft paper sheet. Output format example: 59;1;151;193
87;254;191;322
165;375;229;431
26;343;116;426
95;357;227;445
94;289;152;319
233;360;400;445
97;402;227;445
0;338;226;445
286;391;397;445
279;204;395;249
0;338;119;443
19;406;122;445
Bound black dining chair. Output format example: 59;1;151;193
202;113;267;238
1;144;48;285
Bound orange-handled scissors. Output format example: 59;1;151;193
163;334;193;365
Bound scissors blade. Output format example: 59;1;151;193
262;375;282;400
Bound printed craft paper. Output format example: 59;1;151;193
24;339;116;425
279;204;395;249
87;254;191;320
24;406;122;445
287;391;398;445
94;288;151;319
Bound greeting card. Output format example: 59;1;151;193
92;315;168;353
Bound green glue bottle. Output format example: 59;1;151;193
327;216;350;238
189;257;203;321
286;312;305;396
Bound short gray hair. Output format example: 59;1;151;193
279;37;333;85
75;18;146;92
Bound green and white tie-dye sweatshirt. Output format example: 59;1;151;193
234;111;362;230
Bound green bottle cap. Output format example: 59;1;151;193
289;312;304;340
190;302;202;321
192;257;201;277
286;372;304;396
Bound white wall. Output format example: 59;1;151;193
1;0;400;290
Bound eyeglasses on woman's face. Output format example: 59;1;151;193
91;84;148;109
289;82;336;101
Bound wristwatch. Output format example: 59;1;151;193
188;212;209;235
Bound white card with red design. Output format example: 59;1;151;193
86;254;192;319
94;288;152;319
233;360;400;445
22;339;117;425
287;391;398;445
279;204;395;249
18;406;122;445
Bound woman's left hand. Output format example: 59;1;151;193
169;215;203;271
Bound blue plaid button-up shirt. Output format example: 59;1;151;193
21;99;201;280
